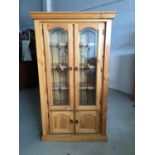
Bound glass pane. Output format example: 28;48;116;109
49;28;69;105
79;28;98;105
80;89;96;105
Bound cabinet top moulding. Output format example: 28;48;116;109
29;12;116;20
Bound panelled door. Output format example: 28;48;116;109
74;23;105;133
43;23;74;133
43;22;105;134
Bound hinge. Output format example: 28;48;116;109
99;112;102;130
44;64;46;73
48;111;50;132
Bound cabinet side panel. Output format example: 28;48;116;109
96;23;105;110
34;20;49;135
43;24;53;109
102;20;112;135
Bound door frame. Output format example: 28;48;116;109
49;111;74;133
41;22;106;134
43;23;74;111
74;23;105;111
75;111;100;133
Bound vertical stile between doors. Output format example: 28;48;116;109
74;23;80;112
68;23;74;111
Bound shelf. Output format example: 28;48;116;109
80;64;96;69
80;86;95;90
50;43;67;48
79;43;95;48
80;82;96;87
53;82;68;87
52;86;95;90
52;87;68;90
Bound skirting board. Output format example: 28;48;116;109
41;134;107;142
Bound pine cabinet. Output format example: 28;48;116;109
30;12;116;141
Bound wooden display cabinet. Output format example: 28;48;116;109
30;12;116;141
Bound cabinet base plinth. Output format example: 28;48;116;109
41;134;107;142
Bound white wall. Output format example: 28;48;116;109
19;0;135;94
52;0;135;94
42;0;53;11
19;0;43;31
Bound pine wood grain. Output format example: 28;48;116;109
76;111;99;133
49;111;74;133
101;21;112;135
34;20;49;135
30;12;116;20
42;134;107;142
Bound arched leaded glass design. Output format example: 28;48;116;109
49;28;69;105
79;28;98;105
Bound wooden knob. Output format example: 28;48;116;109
74;67;78;71
70;120;74;123
68;66;72;71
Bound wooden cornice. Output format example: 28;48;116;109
29;12;116;20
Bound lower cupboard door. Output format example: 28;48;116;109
75;111;100;133
49;111;74;133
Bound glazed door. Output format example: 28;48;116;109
74;23;105;133
43;23;74;133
